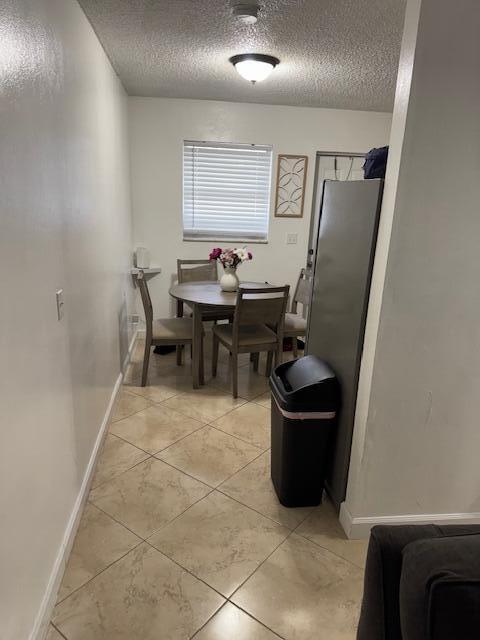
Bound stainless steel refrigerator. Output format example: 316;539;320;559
306;179;384;510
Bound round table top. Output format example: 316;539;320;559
169;281;272;307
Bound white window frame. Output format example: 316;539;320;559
182;140;272;243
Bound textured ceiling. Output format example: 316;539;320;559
78;0;406;112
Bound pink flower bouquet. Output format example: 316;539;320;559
209;247;253;269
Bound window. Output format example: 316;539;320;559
183;140;272;242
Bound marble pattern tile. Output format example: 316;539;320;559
110;389;151;422
110;404;204;454
157;426;261;487
296;500;368;569
53;544;224;640
193;603;281;640
211;402;271;450
253;392;272;409
57;504;140;602
220;452;312;529
46;625;64;640
149;491;288;596
161;386;247;422
126;371;193;403
91;434;149;488
89;458;211;538
210;365;270;400
232;534;364;640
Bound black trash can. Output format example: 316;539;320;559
269;355;340;508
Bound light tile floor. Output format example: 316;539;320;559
49;338;367;640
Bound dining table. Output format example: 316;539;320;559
169;280;274;389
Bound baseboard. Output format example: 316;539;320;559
122;329;139;372
30;331;138;640
339;502;480;540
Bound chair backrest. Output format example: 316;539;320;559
291;268;312;313
233;285;290;346
136;271;153;336
177;259;217;283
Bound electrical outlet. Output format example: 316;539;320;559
286;233;298;245
56;289;64;320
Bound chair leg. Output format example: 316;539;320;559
212;334;219;377
142;341;151;387
265;351;273;377
232;353;238;399
199;335;205;385
176;345;183;366
275;345;282;368
293;338;298;359
252;352;259;372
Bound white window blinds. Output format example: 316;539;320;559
183;141;272;241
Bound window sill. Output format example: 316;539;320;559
183;237;268;244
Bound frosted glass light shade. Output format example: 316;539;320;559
229;54;280;84
235;59;274;82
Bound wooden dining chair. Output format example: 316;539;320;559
283;268;311;357
211;285;290;398
137;270;202;387
176;259;233;323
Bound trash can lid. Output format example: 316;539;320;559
270;355;340;413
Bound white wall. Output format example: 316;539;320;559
0;1;135;638
343;0;480;536
129;98;391;317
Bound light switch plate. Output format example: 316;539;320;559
286;233;298;245
56;289;64;320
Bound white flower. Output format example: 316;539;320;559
236;247;248;262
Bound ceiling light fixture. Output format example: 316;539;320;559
229;53;280;84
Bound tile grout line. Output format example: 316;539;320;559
144;484;217;540
111;418;208;458
87;501;150;542
50;621;69;640
287;496;367;572
90;462;214;537
56;356;316;638
110;395;268;462
152;456;218;489
153;396;250;423
225;602;288;640
188;600;287;640
53;540;145;608
205;402;271;450
56;482;218;612
109;402;154;424
291;528;367;571
86;481;289;640
156;440;267;491
123;364;268;407
214;484;300;532
224;528;297;628
143;540;228;601
203;423;265;452
91;456;363;585
103;412;363;571
90;452;154;492
205;421;270;452
188;602;232;640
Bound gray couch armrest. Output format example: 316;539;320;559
400;533;480;640
357;525;480;640
357;525;443;640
